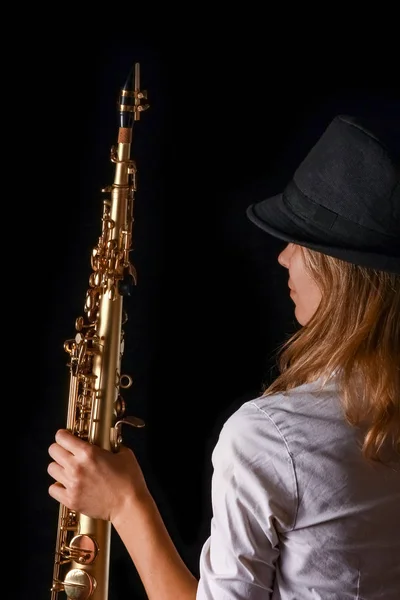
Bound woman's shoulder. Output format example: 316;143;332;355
216;376;344;460
233;377;340;424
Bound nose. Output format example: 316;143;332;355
278;243;294;268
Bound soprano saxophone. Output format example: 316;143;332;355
50;63;149;600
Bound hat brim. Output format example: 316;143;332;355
246;194;400;275
247;193;307;245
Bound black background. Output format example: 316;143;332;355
19;22;399;600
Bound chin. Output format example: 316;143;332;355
294;308;308;327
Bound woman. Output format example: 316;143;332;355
47;114;400;599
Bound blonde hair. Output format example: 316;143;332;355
262;246;400;465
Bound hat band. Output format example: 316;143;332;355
283;181;400;255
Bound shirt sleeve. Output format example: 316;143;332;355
196;400;298;600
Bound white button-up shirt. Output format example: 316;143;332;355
196;377;400;599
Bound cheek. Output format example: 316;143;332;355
292;281;322;325
305;280;322;306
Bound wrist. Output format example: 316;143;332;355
111;487;154;531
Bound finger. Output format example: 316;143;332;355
55;429;87;454
48;481;67;503
47;460;68;488
48;441;74;467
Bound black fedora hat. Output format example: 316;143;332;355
246;114;400;275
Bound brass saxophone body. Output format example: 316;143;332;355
50;63;149;600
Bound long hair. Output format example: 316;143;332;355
262;246;400;465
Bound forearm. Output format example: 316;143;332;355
112;492;198;600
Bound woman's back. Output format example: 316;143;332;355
197;376;400;599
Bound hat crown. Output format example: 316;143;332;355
293;115;400;238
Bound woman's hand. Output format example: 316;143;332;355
47;429;150;523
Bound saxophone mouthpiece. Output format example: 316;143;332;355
119;62;149;129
